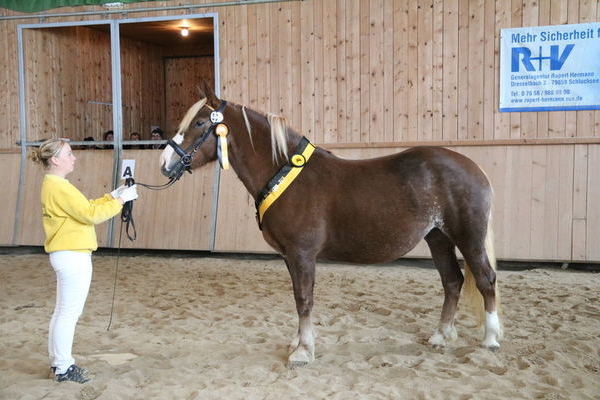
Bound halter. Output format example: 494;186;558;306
165;100;229;181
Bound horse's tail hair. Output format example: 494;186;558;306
461;211;500;326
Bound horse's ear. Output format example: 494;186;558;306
197;80;220;108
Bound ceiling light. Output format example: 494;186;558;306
180;27;189;37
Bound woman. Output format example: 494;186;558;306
29;138;138;383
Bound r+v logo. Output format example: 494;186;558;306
511;44;574;72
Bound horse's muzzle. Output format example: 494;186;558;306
162;140;192;180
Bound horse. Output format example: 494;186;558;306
159;83;502;368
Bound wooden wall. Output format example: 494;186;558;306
24;27;112;142
216;0;600;143
20;24;212;142
22;25;166;142
1;0;599;261
118;149;215;250
164;56;214;134
120;31;166;140
0;153;20;244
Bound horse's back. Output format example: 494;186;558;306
329;146;491;202
391;146;491;191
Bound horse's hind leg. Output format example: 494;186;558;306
283;252;316;368
456;236;501;350
425;228;463;348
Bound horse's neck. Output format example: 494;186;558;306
230;108;302;200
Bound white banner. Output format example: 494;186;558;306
499;23;600;112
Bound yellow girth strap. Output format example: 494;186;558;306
255;137;316;228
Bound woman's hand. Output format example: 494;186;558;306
118;185;139;203
110;184;127;199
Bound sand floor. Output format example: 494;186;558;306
1;253;598;400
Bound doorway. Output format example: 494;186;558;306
17;14;221;250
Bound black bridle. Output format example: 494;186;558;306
165;100;228;182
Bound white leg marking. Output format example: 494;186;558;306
288;335;299;351
428;323;457;347
482;311;501;349
288;316;315;368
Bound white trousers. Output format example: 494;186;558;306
48;251;92;374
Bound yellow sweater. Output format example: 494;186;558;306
41;174;123;253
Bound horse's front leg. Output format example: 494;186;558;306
283;253;316;368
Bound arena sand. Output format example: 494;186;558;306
0;254;598;400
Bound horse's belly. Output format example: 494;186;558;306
319;224;427;264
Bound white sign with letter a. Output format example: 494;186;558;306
121;159;135;181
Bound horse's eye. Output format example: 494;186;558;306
195;120;207;128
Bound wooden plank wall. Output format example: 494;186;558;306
23;27;112;142
164;56;214;135
120;32;165;141
22;25;166;143
215;0;599;144
1;0;599;261
119;149;215;250
0;153;20;245
4;1;597;146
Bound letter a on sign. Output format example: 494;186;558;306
121;159;135;181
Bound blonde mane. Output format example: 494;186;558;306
175;99;288;165
241;105;255;152
267;112;288;164
177;98;207;136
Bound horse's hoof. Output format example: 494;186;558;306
431;344;445;353
482;338;500;351
287;346;314;368
428;324;457;349
428;332;447;348
287;359;309;369
483;343;500;352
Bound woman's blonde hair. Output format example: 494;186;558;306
29;138;69;169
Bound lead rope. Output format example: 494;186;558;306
106;176;177;330
104;107;221;329
106;217;125;331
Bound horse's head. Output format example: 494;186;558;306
160;80;296;189
160;83;227;179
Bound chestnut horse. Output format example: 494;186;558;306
159;85;502;367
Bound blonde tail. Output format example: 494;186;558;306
461;216;499;325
